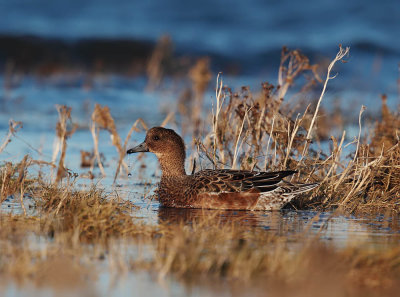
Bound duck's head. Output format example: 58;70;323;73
127;127;186;176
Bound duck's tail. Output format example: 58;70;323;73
255;181;319;210
281;182;319;197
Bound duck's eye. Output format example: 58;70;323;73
153;135;160;141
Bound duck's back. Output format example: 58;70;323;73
158;169;317;210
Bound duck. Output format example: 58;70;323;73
127;127;318;210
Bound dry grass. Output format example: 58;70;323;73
136;216;400;297
1;207;400;296
1;44;400;295
1;154;400;295
185;46;400;213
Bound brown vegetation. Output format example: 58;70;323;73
1;45;400;296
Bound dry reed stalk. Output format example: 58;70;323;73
321;130;346;186
0;156;30;207
263;116;275;170
283;114;301;168
91;104;129;178
278;47;321;100
340;147;384;207
371;95;400;154
353;105;367;163
146;35;173;91
114;118;148;183
0;120;23;154
232;107;250;169
54;105;77;183
211;73;225;167
89;121;105;177
189;57;212;137
17;155;29;215
301;45;350;160
160;111;174;128
193;46;325;173
316;95;400;211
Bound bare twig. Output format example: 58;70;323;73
301;45;350;159
0;120;23;154
114;118;148;183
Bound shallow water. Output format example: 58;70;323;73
2;195;400;297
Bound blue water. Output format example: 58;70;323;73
1;0;399;53
0;2;399;71
0;0;399;108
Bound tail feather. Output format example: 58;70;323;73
280;182;319;197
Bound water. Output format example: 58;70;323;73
2;0;400;52
0;0;399;100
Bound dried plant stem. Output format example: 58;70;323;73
273;136;278;168
322;130;346;184
0;120;22;155
353;105;366;163
18;155;28;215
301;46;350;159
55;135;67;183
91;122;106;177
54;106;77;183
264;116;275;170
212;73;225;167
51;136;61;179
232;108;250;169
340;149;385;206
283;114;301;168
114;118;147;183
160;112;174;128
0;172;6;202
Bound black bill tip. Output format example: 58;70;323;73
126;142;149;154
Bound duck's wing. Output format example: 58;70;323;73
191;169;297;194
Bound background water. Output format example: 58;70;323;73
0;0;400;96
0;0;399;159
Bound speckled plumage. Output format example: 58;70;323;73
127;127;318;210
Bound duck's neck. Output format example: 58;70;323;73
157;153;186;178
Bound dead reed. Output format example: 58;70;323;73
1;43;400;295
53;105;78;183
185;46;399;213
1;205;400;296
134;215;400;296
0;119;22;155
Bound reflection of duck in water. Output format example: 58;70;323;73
127;127;318;210
157;207;278;228
157;207;314;235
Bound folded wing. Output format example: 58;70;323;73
192;169;297;193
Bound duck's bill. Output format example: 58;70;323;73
127;142;149;154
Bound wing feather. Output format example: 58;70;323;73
192;169;297;194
